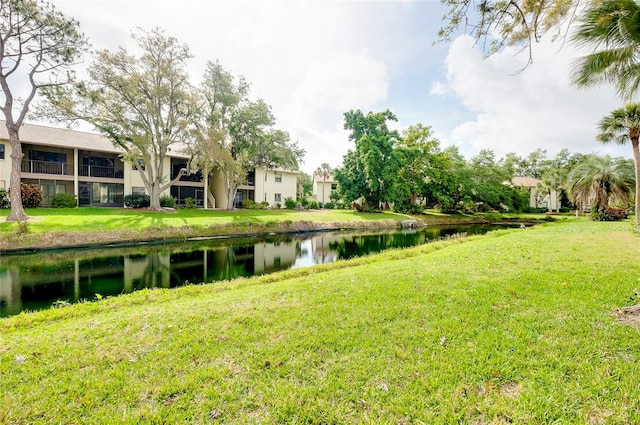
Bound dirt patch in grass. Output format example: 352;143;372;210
613;304;640;330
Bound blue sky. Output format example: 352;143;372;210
53;0;627;175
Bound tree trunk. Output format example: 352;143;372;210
6;128;28;222
149;182;162;210
224;175;239;210
632;138;640;232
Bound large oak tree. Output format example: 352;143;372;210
46;28;194;210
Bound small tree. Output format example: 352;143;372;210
315;163;332;206
566;155;634;213
0;0;87;221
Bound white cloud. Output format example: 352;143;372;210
282;50;389;172
429;80;448;96
441;34;626;160
291;51;388;115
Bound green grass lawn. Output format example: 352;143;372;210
2;219;638;424
0;207;413;233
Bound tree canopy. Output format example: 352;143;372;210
335;110;400;210
46;27;194;210
191;61;304;210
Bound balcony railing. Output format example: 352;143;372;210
21;159;71;176
20;160;123;179
79;165;123;179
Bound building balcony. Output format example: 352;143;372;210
21;159;73;176
79;165;124;179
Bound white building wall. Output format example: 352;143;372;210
255;167;297;208
0;139;11;190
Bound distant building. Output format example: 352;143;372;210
312;172;337;205
0;121;297;208
512;176;560;211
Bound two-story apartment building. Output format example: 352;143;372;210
0;121;297;208
312;172;337;205
209;167;298;209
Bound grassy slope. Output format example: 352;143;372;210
2;219;639;424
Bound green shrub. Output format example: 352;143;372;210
308;201;320;209
18;183;43;208
0;189;9;209
124;193;150;208
184;197;197;209
275;202;281;209
160;194;176;208
284;197;297;209
241;199;268;209
590;208;628;221
324;202;335;209
51;193;78;208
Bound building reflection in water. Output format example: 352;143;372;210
1;225;504;317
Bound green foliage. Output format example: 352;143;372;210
0;190;9;209
336;110;400;209
124;194;150;209
567;154;634;211
17;183;43;208
571;0;640;100
284;197;297;209
159;194;176;209
51;193;78;208
184;197;197;209
307;201;320;209
323;202;335;209
241;199;267;209
298;172;313;197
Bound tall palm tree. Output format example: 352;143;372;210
571;0;640;100
597;104;640;228
315;163;332;207
566;154;635;214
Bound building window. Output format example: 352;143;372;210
275;174;282;183
274;193;282;203
331;183;337;190
0;143;5;159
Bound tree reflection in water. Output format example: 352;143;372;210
0;224;508;316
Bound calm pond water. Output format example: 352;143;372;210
0;224;512;317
